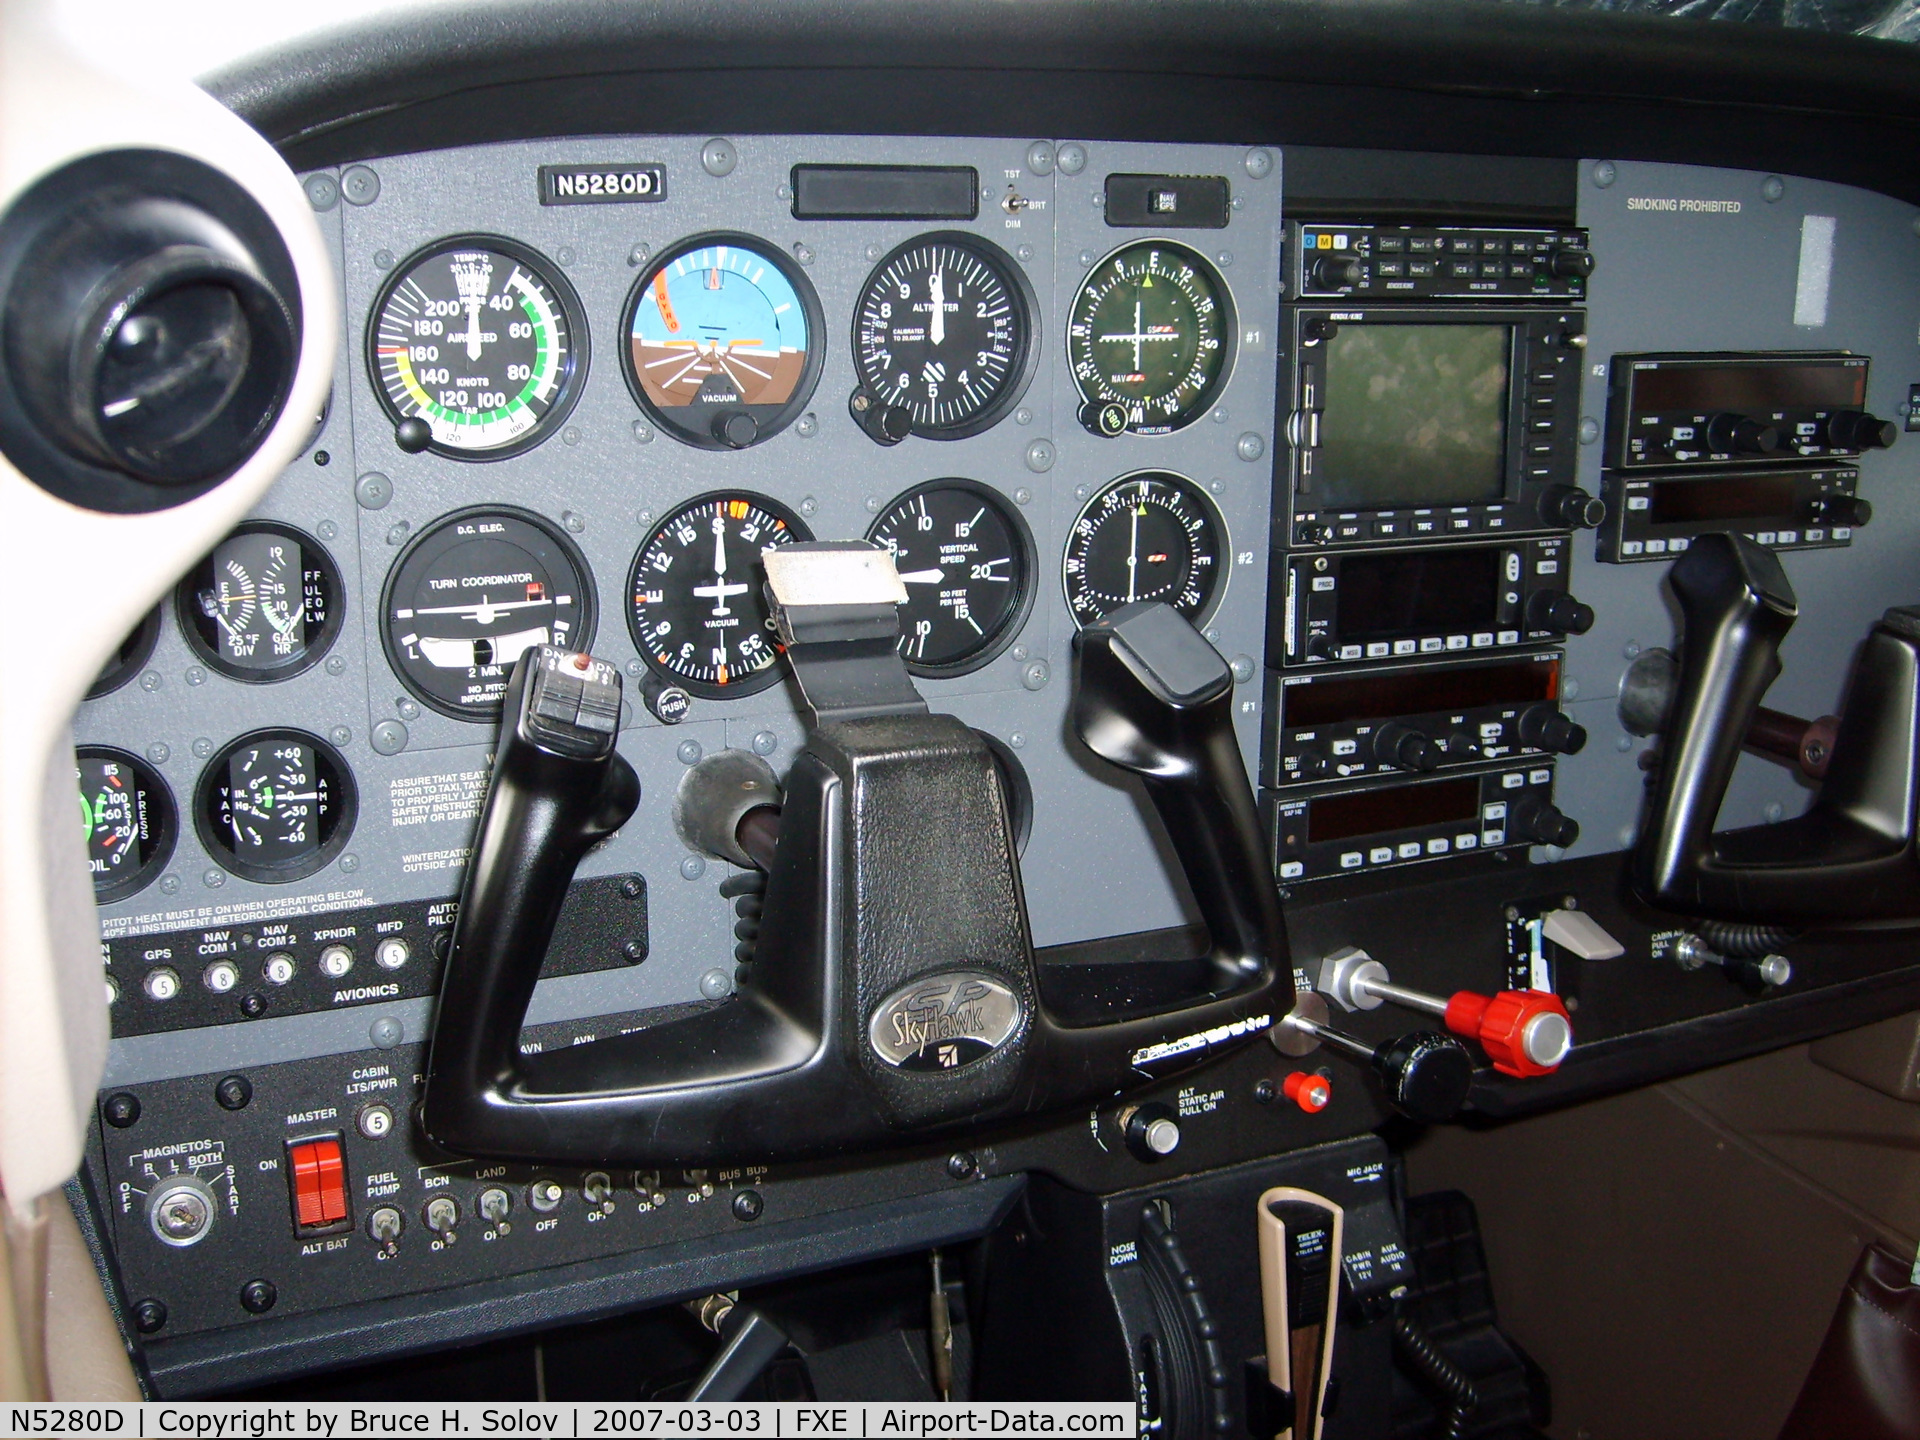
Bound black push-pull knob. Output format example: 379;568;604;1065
1526;590;1595;636
1549;247;1595;279
1827;409;1898;451
1308;255;1363;291
1373;722;1440;773
1538;485;1605;530
1517;703;1587;756
1704;413;1780;455
1512;795;1579;848
1301;317;1340;345
1806;492;1873;528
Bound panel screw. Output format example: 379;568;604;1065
103;1093;141;1128
1591;160;1618;188
1761;175;1786;203
731;1190;763;1221
563;510;586;533
340;854;360;874
946;1152;977;1179
752;730;778;756
699;967;731;998
185;667;206;687
1237;433;1266;462
1013;487;1033;505
796;413;819;438
216;1076;252;1111
555;247;575;267
682;856;708;882
385;521;410;546
133;1299;167;1334
799;495;819;516
1017;244;1035;262
792;242;815;266
313;451;331;467
329;726;352;747
1244;148;1274;179
1230;655;1256;685
160;875;181;895
371;720;408;755
204;869;225;889
1024;439;1056;473
140;673;163;694
397;699;421;721
1022;660;1051;691
303;174;339;211
240;993;269;1018
1025;141;1056;175
369;1017;404;1049
240;1279;278;1314
341;166;381;205
326;657;346;676
633;421;655;444
1253;1079;1276;1105
1056;144;1087;175
191;737;214;759
623;940;647;963
1008;732;1026;749
317;519;339;541
1578;416;1601;446
621;877;644;899
355;471;393;512
628;243;651;267
1216;251;1233;267
562;429;581;450
701;138;738;177
373;249;395;271
677;739;704;766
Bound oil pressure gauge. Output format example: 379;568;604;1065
77;747;174;902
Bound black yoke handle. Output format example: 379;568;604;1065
422;565;1290;1167
1630;532;1920;926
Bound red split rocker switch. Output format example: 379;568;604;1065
287;1136;350;1233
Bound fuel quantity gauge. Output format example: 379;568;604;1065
77;748;174;901
177;522;342;682
195;731;355;884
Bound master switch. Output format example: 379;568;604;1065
287;1136;350;1233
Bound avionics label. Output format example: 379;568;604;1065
538;163;667;204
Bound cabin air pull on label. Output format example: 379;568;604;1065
868;971;1023;1071
538;163;667;204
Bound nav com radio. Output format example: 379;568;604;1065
1282;307;1593;548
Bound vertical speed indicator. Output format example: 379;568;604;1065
1067;241;1233;436
369;236;586;459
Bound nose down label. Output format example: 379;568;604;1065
868;971;1022;1072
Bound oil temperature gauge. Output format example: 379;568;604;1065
196;730;355;884
177;522;342;682
76;747;174;902
383;507;596;720
867;479;1035;675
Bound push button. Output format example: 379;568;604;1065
288;1137;349;1231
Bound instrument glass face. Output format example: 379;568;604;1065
77;748;174;902
629;493;812;699
1067;241;1233;435
370;237;584;458
197;731;355;884
867;479;1034;675
1062;471;1228;627
383;508;596;720
625;236;822;449
852;233;1036;439
178;523;342;682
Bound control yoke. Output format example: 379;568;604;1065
421;544;1290;1165
1629;532;1920;926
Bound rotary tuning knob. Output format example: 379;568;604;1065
1527;590;1595;637
1517;703;1587;756
849;388;911;447
1704;413;1780;455
1827;409;1898;451
1308;255;1362;291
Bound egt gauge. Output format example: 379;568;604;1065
369;235;586;459
176;521;342;682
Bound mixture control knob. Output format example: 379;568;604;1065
1373;722;1441;773
1444;989;1573;1078
1538;485;1605;530
1308;254;1363;291
1512;795;1580;849
1526;590;1595;636
1548;247;1595;279
146;1176;216;1248
1517;703;1588;756
1806;492;1873;528
1120;1102;1181;1162
1827;409;1898;450
1704;412;1781;455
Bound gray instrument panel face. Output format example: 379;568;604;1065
80;140;1920;1090
82;135;1283;1084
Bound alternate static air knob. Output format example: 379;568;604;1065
1308;255;1363;291
1548;247;1596;279
1703;412;1781;455
1517;703;1588;756
1526;590;1595;637
1373;722;1441;774
1538;485;1605;530
1805;493;1873;528
1511;795;1580;848
1826;409;1898;450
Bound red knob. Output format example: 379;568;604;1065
1283;1071;1331;1114
1442;989;1573;1078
